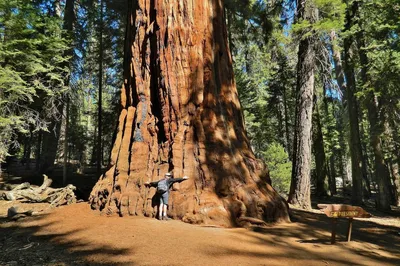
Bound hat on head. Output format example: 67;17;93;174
165;172;172;177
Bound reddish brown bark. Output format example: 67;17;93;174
89;0;289;226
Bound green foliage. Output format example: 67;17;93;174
63;0;124;164
292;0;345;40
263;143;292;195
229;0;297;157
0;0;69;161
362;0;400;101
234;42;275;154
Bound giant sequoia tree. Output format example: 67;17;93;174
89;0;289;226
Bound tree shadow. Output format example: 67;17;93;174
0;213;133;265
200;208;400;265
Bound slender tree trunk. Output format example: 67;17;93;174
356;28;391;210
97;0;104;177
277;95;288;151
89;0;289;226
394;161;400;207
35;132;42;171
359;119;372;197
312;105;329;197
343;2;363;205
288;0;315;209
283;84;292;156
91;126;97;165
23;130;33;169
63;99;70;185
388;118;400;206
329;156;336;193
330;30;351;195
336;109;347;194
322;90;336;195
62;0;75;185
389;160;400;206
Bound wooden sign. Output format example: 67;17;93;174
317;204;372;244
317;204;372;218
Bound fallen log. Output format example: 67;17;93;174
0;175;76;207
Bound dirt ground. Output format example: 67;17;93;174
0;201;399;266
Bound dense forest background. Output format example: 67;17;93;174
1;0;399;211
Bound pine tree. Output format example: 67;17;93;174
0;0;68;169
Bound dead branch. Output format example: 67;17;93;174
0;174;76;206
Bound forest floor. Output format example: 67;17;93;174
0;199;399;266
1;164;400;265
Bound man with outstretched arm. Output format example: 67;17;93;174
145;172;189;220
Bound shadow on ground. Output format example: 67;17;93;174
201;208;400;265
0;214;132;265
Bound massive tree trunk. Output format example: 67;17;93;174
343;2;363;205
89;0;289;226
288;0;315;209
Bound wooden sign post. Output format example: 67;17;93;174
317;204;371;244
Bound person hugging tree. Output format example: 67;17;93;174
145;172;189;220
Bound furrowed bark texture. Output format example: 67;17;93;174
89;0;289;226
288;0;315;209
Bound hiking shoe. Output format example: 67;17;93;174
163;216;170;221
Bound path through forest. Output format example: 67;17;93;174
0;202;399;265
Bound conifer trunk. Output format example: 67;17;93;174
330;30;351;194
283;84;292;157
356;27;391;210
288;0;315;209
97;0;104;177
389;160;400;206
312;105;329;197
389;118;400;206
322;91;336;195
62;0;75;185
343;2;364;205
359;119;372;197
89;0;289;226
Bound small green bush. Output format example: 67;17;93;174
263;143;292;196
